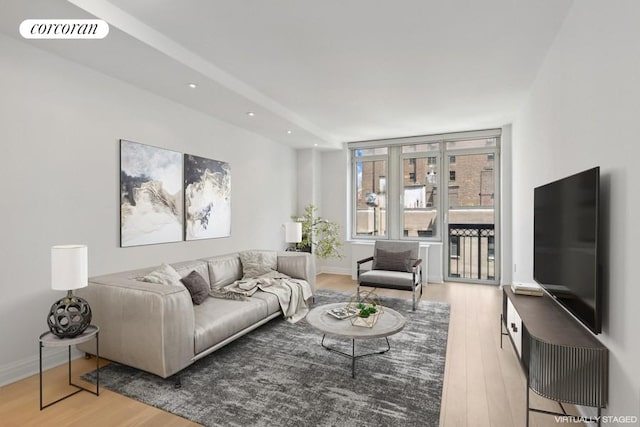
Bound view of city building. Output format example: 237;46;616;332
354;138;498;282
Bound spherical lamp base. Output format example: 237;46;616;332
47;294;92;338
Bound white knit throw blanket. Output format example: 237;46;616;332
225;274;312;323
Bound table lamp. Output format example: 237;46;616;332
284;222;302;251
47;245;92;338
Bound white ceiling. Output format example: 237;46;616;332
1;0;574;149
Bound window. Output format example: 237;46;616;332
446;138;497;150
349;129;500;244
403;143;439;153
353;148;388;237
448;187;459;208
407;158;417;183
488;236;495;260
450;235;460;258
402;151;439;237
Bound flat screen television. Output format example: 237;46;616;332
533;167;602;334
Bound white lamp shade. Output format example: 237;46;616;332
284;222;302;243
51;245;88;291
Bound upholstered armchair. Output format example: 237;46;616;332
357;241;423;310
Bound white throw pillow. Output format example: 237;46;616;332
138;263;184;287
239;251;277;278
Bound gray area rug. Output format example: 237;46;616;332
83;289;450;427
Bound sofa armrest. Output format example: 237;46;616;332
76;278;195;378
277;252;316;293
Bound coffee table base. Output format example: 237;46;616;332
320;334;391;378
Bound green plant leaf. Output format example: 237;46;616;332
291;204;343;260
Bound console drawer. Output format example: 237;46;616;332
506;298;522;357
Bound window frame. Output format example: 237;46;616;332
348;128;501;243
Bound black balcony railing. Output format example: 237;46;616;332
448;223;495;281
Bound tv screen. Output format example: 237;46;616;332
533;167;601;334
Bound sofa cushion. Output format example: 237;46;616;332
372;248;412;272
193;292;278;354
239;250;277;278
205;256;243;289
252;291;281;314
138;263;185;287
359;269;415;288
171;260;211;287
180;270;210;305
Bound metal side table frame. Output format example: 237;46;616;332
39;325;100;410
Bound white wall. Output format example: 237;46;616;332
319;149;351;274
512;0;640;420
296;148;321;215
0;34;297;385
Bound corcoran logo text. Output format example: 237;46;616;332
19;19;109;39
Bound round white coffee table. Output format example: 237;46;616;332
306;303;406;378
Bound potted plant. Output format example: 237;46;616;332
347;291;383;328
356;302;378;318
292;204;343;260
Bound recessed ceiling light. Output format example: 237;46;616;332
188;83;197;89
314;143;318;147
246;112;255;117
287;130;292;134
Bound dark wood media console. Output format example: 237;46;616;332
500;286;608;426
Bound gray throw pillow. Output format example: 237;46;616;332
372;249;412;272
180;270;209;305
239;250;277;278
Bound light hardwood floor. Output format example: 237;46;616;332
0;274;578;426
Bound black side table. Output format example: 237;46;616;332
39;325;100;410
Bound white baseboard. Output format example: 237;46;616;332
0;347;83;387
317;269;444;285
317;266;351;275
428;275;444;284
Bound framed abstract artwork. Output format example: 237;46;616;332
184;154;231;240
119;140;184;247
